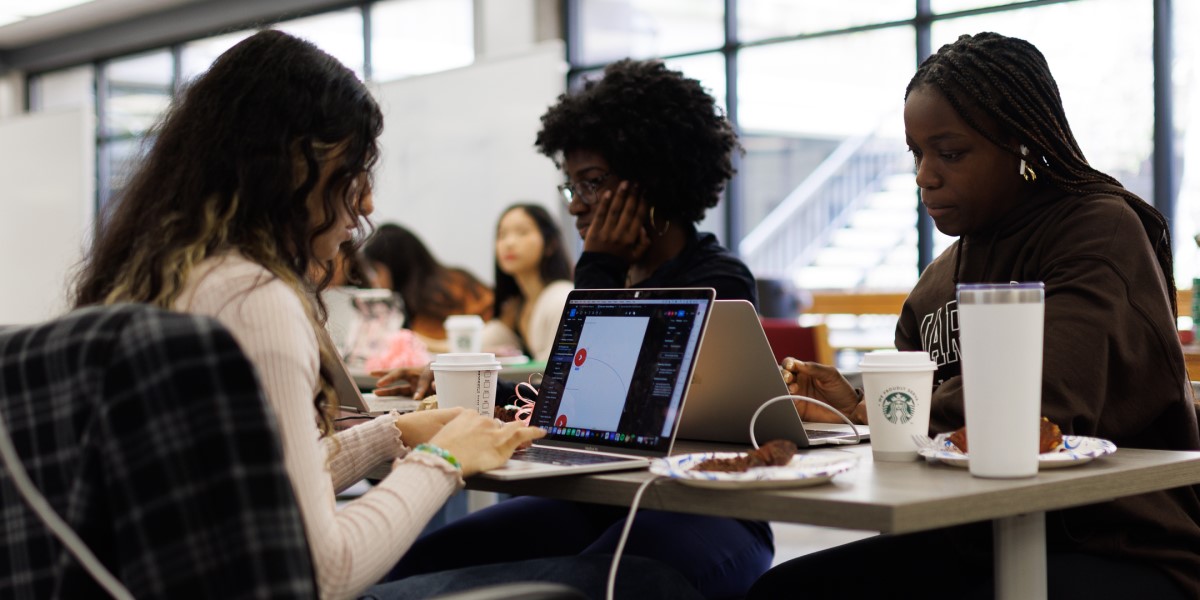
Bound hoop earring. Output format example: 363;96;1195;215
1019;144;1038;182
649;206;670;237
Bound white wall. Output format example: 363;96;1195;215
369;40;567;283
0;108;95;324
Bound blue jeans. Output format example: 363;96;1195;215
361;555;702;599
388;497;773;599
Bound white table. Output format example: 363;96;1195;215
447;443;1200;600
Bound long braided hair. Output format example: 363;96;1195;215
905;32;1177;314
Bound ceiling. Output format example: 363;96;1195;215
0;0;198;49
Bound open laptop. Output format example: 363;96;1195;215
324;329;418;418
481;288;716;480
677;299;868;447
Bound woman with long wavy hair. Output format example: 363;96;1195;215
72;30;541;599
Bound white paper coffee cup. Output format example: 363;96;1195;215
444;315;485;353
429;352;501;417
858;350;936;462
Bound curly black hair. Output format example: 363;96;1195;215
535;59;740;224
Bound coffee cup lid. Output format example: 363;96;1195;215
444;315;484;327
430;352;500;371
858;350;936;371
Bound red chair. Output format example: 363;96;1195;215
759;319;835;366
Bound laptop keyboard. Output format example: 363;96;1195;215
514;446;635;466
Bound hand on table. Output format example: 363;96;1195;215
372;364;434;400
582;181;651;264
428;410;546;476
779;357;867;425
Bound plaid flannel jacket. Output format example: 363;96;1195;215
0;304;316;599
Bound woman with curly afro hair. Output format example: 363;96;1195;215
537;58;757;303
386;60;772;600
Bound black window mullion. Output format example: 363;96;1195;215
915;0;933;273
724;0;741;248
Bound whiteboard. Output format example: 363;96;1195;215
0;108;94;324
369;41;568;285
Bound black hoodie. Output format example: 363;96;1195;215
897;182;1200;594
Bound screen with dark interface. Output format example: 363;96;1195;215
530;289;713;454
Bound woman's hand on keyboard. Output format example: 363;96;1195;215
430;411;546;476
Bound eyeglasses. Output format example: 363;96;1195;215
557;172;613;206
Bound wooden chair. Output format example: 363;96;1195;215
759;319;835;366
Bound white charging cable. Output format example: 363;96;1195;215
604;394;863;599
0;409;134;600
605;474;664;600
748;395;864;449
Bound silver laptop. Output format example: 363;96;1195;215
481;288;716;480
678;299;868;447
324;329;418;419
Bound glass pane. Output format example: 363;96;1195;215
577;0;724;65
932;0;1153;204
100;136;151;207
180;29;254;83
275;8;365;78
931;0;1027;14
28;65;93;112
371;0;474;81
739;0;913;42
663;52;726;115
737;27;918;291
663;53;727;241
1175;0;1200;288
103;50;172;137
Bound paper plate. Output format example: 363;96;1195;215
916;435;1117;469
650;451;858;489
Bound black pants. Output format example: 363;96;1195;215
748;527;1188;600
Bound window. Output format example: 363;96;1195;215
371;0;474;81
576;0;724;65
98;50;173;205
180;30;254;84
275;8;365;79
739;0;912;42
738;27;917;289
28;65;94;112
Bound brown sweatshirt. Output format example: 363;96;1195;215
896;183;1200;594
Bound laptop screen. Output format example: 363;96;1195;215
529;288;715;456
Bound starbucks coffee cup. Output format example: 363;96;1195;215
444;315;485;354
429;352;501;417
858;350;937;462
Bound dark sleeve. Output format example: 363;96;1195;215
103;312;317;598
0;306;316;600
895;297;966;434
574;251;630;289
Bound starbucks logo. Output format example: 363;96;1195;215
881;391;917;425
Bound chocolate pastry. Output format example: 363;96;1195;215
948;417;1063;453
692;440;799;472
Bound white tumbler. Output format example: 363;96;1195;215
956;283;1045;478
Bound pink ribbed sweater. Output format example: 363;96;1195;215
176;252;462;599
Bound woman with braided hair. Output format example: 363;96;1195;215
756;32;1200;598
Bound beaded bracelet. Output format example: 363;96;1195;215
413;443;462;471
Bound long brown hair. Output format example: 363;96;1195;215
73;30;384;435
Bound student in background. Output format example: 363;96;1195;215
752;32;1200;599
363;223;493;353
482;203;573;362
